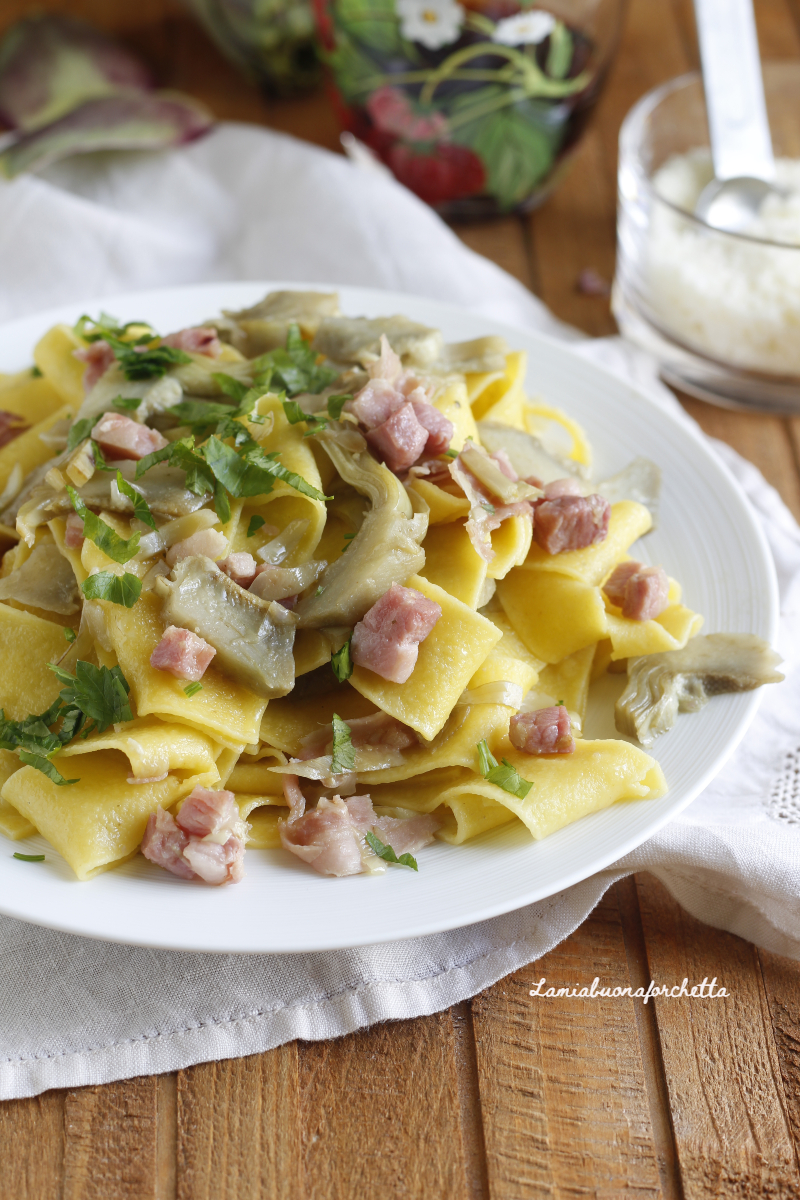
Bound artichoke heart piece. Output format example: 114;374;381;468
312;315;443;368
477;421;590;483
616;633;784;746
294;427;428;629
155;555;298;699
0;541;80;614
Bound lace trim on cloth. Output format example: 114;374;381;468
767;747;800;824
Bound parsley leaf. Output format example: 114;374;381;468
115;470;156;530
17;750;78;786
66;486;140;564
0;696;87;785
331;636;353;683
327;393;351;420
330;714;356;775
251;324;338;397
444;448;458;458
247;515;266;538
112;395;142;412
89;439;112;472
183;682;203;698
66;418;95;453
49;661;132;734
106;336;192;381
81;571;142;608
481;502;496;515
73;312;150;344
282;399;307;425
63;627;76;643
476;740;532;799
13;852;45;862
364;831;419;871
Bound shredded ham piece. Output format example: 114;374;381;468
217;552;258;588
64;512;85;549
510;707;575;755
543;477;583;500
366;402;429;474
533;494;610;555
409;399;453;456
74;340;116;391
603;561;670;621
162;326;222;357
90;412;168;461
0;410;28;450
140;787;246;885
351;583;442;684
282;774;306;823
150;625;216;681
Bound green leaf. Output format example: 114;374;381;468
112;395;143;412
211;373;250;405
247;515;266;539
49;660;132;734
135;437;215;499
546;21;573;80
12;852;45;861
74;313;150;344
81;571;142;608
115;470;156;530
364;831;419;871
282;399;307;425
17;749;78;786
330;713;356;775
331;636;353;683
63;627;77;643
106;336;192;381
453;104;559;211
476;739;532;799
327;393;351;420
183;682;203;698
89;440;113;472
66;485;140;564
444;448;458;458
66;417;94;452
30;366;42;378
251;324;338;397
335;0;402;54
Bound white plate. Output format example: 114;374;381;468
0;282;779;953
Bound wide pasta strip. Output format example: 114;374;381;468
468;612;543;696
294;629;331;676
419;522;487;608
259;687;378;755
406;478;469;525
349;574;502;740
1;753;220;880
237;800;283;848
49;517;87;585
0;604;67;719
0;373;65;426
476;739;666;840
103;592;266;749
488;515;532;580
58;718;221;780
470;352;527;425
524;502;652;584
526;644;597;726
0;750;35;840
33;325;87;405
432;379;479;449
369;766;517;843
362;703;511;785
497;569;608;663
606;605;704;660
0;402;74;494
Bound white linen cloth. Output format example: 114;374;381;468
0;124;798;1100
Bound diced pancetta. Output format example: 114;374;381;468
544;477;583;500
217;552;258;588
410;399;453;456
533;493;610;554
165;528;228;567
0;410;27;450
90;412;168;461
351;583;442;684
510;706;575;755
141;788;247;885
162;326;222;357
349;378;406;430
282;773;306;823
366;402;429;474
603;560;669;621
64;511;85;549
367;334;402;383
74;340;116;391
372;812;440;855
149;624;216;681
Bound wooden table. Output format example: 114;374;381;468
2;1;800;1196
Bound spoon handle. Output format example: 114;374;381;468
693;0;774;181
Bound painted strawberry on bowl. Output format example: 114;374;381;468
314;0;625;217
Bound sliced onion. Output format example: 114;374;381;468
456;681;524;710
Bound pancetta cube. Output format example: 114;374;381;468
351;583;442;684
510;706;575;755
533;494;610;554
366;403;429;474
149;624;216;681
90;412;168;461
604;561;669;621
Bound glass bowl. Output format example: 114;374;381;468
185;0;320;97
613;64;800;414
313;0;626;217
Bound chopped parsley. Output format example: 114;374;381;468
183;682;203;698
247;515;266;538
105;337;192;381
476;740;532;800
364;831;418;871
330;714;356;775
115;470;156;530
13;852;45;862
30;365;42;378
327;393;351;420
314;585;325;597
66;417;95;453
251;324;338;397
73;312;150;343
66;486;140;564
63;627;76;643
112;396;142;412
444;448;459;458
481;502;496;515
49;661;132;734
341;532;356;553
81;571;142;608
331;635;353;683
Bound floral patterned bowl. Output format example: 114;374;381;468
314;0;625;216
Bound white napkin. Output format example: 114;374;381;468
0;124;798;1100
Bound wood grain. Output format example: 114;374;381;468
62;1077;159;1200
637;875;800;1199
471;884;664;1199
0;1090;64;1200
298;1012;474;1199
759;947;800;1163
176;1046;301;1200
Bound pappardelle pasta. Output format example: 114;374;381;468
0;292;782;883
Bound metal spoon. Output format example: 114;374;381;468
693;0;782;233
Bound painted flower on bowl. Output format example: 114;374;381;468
492;10;556;46
395;0;465;50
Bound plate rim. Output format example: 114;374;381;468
0;280;780;952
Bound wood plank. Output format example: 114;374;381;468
176;1046;301;1200
759;946;800;1162
0;1091;65;1200
636;873;800;1198
62;1077;159;1200
298;1012;473;1200
455;218;537;293
156;1073;177;1200
471;882;665;1200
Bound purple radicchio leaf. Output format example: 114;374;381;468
0;92;214;179
0;15;153;133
